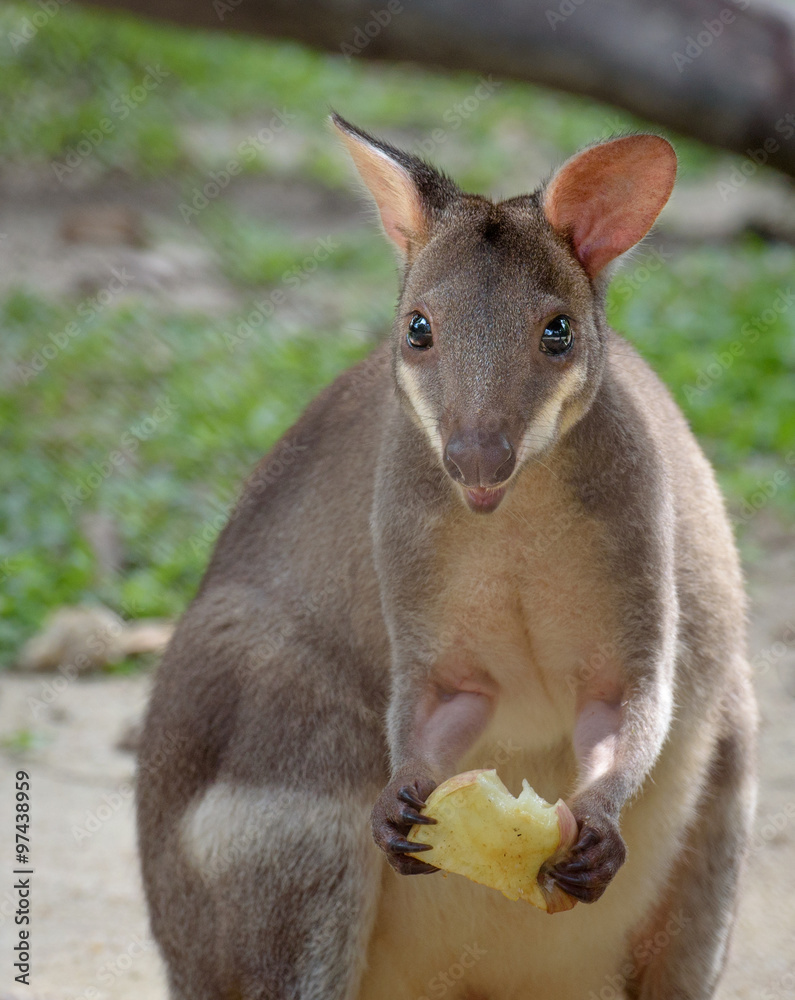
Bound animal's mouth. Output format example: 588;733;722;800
462;485;507;514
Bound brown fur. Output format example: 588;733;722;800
137;117;757;1000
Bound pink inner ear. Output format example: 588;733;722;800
544;136;677;277
364;154;425;252
335;131;427;254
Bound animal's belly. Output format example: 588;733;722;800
441;626;585;803
359;861;636;1000
359;723;713;1000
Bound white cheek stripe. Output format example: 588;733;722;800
397;361;445;460
516;366;587;465
398;358;586;467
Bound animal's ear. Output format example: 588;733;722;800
543;135;676;278
331;112;458;257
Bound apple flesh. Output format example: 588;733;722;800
408;769;579;913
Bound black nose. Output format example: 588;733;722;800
443;429;516;487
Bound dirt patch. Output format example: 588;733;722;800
0;676;163;999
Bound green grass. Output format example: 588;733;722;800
0;3;793;665
0;727;51;753
0;290;371;659
607;239;795;506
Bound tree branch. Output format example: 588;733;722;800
83;0;795;178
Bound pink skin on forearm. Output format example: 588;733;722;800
409;666;623;792
573;698;623;788
413;678;495;776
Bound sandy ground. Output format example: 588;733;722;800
0;515;793;999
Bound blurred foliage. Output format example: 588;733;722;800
0;2;793;665
0;726;51;753
0;291;370;657
0;1;724;185
608;242;795;484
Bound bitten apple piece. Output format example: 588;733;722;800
408;769;579;912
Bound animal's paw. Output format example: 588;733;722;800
371;777;440;874
545;808;627;904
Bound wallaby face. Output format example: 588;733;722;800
395;207;602;512
334;115;676;511
138;115;756;1000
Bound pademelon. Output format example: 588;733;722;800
408;769;579;912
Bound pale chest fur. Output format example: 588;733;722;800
429;468;622;794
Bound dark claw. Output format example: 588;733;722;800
554;857;588;874
387;836;433;855
372;777;440;875
573;828;599;852
551;870;590;887
396;858;439;875
550;876;600;904
548;814;625;905
397;786;428;810
399;806;436;826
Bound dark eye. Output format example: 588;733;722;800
540;315;573;356
407;313;433;351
